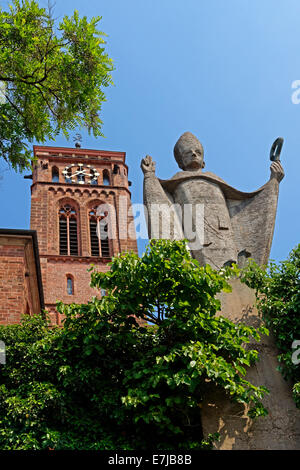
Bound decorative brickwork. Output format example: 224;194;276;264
30;145;138;324
0;231;44;324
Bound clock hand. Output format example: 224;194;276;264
74;169;90;176
64;166;97;183
72;170;85;177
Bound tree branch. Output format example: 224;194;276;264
32;84;58;118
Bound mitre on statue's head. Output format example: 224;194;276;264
173;132;205;170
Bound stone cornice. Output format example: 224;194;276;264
34;145;126;163
30;181;132;197
41;254;112;264
45;155;129;170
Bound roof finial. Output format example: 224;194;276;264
73;133;82;148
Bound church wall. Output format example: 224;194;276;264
0;244;25;324
42;258;111;325
0;233;44;324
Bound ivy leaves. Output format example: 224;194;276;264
0;240;269;449
89;240;269;434
242;244;300;408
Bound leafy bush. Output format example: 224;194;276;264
241;244;300;407
0;240;268;449
0;0;113;170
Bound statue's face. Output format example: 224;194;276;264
174;132;205;170
180;144;204;170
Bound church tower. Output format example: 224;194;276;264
30;143;138;324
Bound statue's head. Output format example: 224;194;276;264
174;132;205;171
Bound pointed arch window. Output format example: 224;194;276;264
89;207;110;258
103;170;110;186
64;168;72;183
52;166;59;182
90;169;98;185
113;164;120;175
59;205;79;256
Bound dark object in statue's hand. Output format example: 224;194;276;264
270;137;284;162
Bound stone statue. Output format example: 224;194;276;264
141;132;284;270
141;133;300;450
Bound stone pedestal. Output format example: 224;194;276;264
201;278;300;450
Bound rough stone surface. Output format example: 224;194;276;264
141;132;284;270
141;132;300;450
201;279;300;450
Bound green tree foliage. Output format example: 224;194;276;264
0;240;268;450
0;0;113;171
241;244;300;408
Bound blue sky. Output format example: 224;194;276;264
0;0;299;262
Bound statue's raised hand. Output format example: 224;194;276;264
270;161;285;182
141;155;156;175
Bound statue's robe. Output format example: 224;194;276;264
144;169;280;270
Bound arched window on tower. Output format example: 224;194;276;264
59;205;79;256
67;276;74;295
113;164;120;175
102;170;110;186
90;169;98;185
89;207;110;258
52;166;59;182
64;168;72;183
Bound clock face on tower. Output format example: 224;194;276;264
62;163;100;185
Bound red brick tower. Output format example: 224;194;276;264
30;144;138;324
